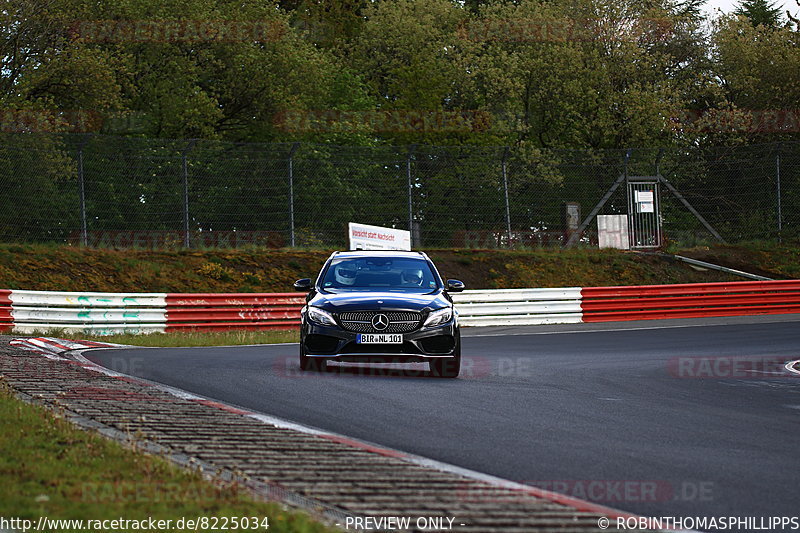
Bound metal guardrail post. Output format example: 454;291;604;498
182;140;197;248
288;142;300;247
76;134;93;247
776;143;782;238
654;148;664;176
623;150;633;249
502;147;512;246
407;145;416;245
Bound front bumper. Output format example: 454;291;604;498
301;319;459;361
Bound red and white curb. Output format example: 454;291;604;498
9;337;122;358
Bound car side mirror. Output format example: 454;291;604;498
293;278;312;292
446;279;465;292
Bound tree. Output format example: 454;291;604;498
348;0;481;145
0;0;126;128
733;0;783;27
290;0;366;49
0;0;358;141
706;14;800;142
713;15;800;108
457;0;693;149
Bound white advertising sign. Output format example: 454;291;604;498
348;222;411;251
597;214;630;250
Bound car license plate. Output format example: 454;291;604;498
356;334;403;344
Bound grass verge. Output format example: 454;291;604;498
679;241;800;279
22;329;299;347
0;243;754;293
0;382;335;532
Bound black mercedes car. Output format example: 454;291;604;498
293;250;465;377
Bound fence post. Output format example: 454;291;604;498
776;143;782;239
182;139;197;248
502;147;512;246
288;142;300;247
76;135;92;247
407;145;416;246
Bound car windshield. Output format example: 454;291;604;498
320;257;439;293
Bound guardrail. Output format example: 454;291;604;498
1;280;799;335
451;288;583;326
0;290;304;335
1;289;12;332
581;280;800;322
165;293;303;331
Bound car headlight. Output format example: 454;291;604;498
424;307;453;328
307;306;337;326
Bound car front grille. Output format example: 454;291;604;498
337;311;422;333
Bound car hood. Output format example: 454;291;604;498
309;291;450;313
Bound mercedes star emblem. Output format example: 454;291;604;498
371;314;389;331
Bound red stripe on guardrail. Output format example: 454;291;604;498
165;292;304;330
581;280;800;298
165;321;299;332
581;292;800;311
166;293;305;306
0;290;11;332
167;307;301;321
581;281;800;322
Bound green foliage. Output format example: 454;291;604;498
713;16;800;109
0;0;799;148
463;0;690;148
733;0;784;27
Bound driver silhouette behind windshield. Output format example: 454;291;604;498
401;268;423;286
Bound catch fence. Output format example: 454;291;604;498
0;133;797;249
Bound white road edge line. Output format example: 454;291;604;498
69;346;697;531
785;360;800;376
73;342;300;350
463;319;800;337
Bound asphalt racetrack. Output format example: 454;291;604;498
87;315;800;521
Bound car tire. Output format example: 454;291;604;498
299;343;327;372
430;333;461;378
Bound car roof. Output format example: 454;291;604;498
333;250;427;260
